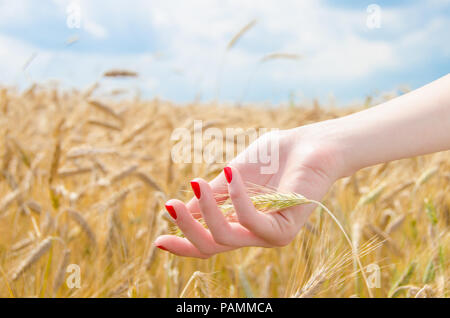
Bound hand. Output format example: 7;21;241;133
154;123;344;258
154;74;450;258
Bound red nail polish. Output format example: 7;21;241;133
224;167;232;183
156;245;167;251
190;181;201;199
165;204;177;220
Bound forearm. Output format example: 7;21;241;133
320;74;450;177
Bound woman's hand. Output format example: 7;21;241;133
154;74;450;258
154;123;344;258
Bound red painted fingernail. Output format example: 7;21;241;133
156;245;167;251
224;167;232;183
165;204;177;220
190;181;201;199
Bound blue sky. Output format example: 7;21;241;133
0;0;449;106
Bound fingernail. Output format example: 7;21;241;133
165;204;177;220
156;245;167;251
224;167;232;183
190;181;201;199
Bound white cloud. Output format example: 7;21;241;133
83;20;108;38
0;35;36;84
136;0;401;94
0;0;448;102
0;2;31;26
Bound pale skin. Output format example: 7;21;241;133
154;73;450;259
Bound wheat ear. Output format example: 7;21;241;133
10;237;53;281
308;199;374;298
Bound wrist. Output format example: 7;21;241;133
287;119;353;181
318;118;360;178
304;115;377;178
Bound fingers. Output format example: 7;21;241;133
224;166;287;245
190;178;270;247
186;173;228;218
163;199;233;256
154;235;211;259
155;165;299;259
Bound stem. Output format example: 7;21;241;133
179;271;198;298
309;200;374;298
0;265;14;298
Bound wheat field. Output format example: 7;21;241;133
0;84;448;298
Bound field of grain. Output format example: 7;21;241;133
0;84;448;298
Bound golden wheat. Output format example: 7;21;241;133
0;85;448;298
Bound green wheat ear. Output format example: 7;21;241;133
170;191;311;237
220;192;310;216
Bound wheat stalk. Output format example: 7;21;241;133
110;164;138;183
294;238;383;298
356;182;386;208
385;215;406;234
87;119;122;132
388;261;417;297
103;69;138;78
220;191;309;217
53;248;71;294
259;53;302;63
216;19;257;100
179;271;213;298
10;236;35;253
10;237;53;281
134;171;164;192
83;82;99;98
0;189;21;215
121;120;152;145
48;138;61;186
58;167;93;178
66;208;97;246
226;19;257;50
88;100;122;121
414;166;438;190
66;146;117;159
